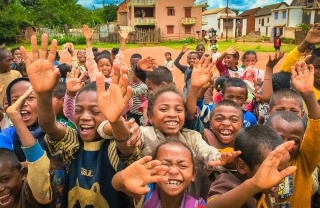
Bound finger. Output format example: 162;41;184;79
123;86;133;106
12;86;33;109
279;166;297;179
40;34;49;59
301;61;308;75
149;175;168;184
134;186;151;195
96;72;106;98
138;156;153;166
295;61;303;76
20;46;32;67
148;166;169;176
291;65;297;79
309;64;315;76
31;35;39;61
47;39;58;64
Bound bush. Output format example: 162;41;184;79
76;35;86;44
59;35;76;45
179;37;195;44
281;37;294;44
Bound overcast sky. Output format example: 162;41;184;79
78;0;293;11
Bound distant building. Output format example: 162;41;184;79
238;7;261;35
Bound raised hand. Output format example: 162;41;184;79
209;150;242;167
137;56;157;72
224;46;238;55
291;61;314;93
20;34;60;93
266;51;285;69
249;141;296;190
305;23;320;45
119;29;129;41
82;24;94;41
182;44;189;53
66;68;85;96
7;86;33;117
117;156;168;195
190;56;214;89
96;66;132;123
126;118;142;147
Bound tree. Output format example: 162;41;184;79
230;8;239;15
102;4;117;23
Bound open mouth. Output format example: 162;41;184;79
219;130;233;139
80;125;94;134
0;194;10;206
165;121;178;128
21;110;31;121
165;180;182;187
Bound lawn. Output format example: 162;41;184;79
8;40;297;53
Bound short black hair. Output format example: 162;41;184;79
111;48;119;55
92;47;98;53
187;51;199;59
6;77;30;106
308;48;320;64
57;63;71;79
272;72;292;91
221;77;248;96
234;125;283;171
53;82;67;99
76;81;109;101
94;54;113;66
0;148;21;171
152;139;196;173
11;47;20;55
146;66;173;86
242;50;257;62
196;44;205;50
215;76;228;92
130;53;142;60
267;111;304;130
147;84;183;117
101;50;111;56
210;100;243;122
269;88;303;111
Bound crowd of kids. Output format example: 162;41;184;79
0;23;320;208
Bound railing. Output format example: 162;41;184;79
134;17;156;25
182;17;196;25
132;0;155;5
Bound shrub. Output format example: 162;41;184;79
76;35;86;44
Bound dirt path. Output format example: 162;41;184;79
31;46;287;92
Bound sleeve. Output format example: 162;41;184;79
299;118;320;175
215;59;230;77
133;64;147;83
22;141;52;204
0;127;16;150
184;109;204;134
203;85;214;104
280;47;303;73
173;52;188;73
312;168;319;194
44;126;79;166
207;174;238;201
71;56;78;68
132;83;148;96
196;99;214;123
63;93;76;123
85;47;99;81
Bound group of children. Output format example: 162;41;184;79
0;23;320;208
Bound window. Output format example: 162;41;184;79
282;11;287;19
259;19;260;24
185;8;191;17
267;18;269;23
275;12;278;20
167;26;174;34
167;8;175;16
185;26;191;34
262;18;264;26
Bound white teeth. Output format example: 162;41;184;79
165;180;181;186
21;110;27;114
165;122;178;126
0;194;10;205
0;194;9;200
81;125;93;129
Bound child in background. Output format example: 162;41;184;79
174;44;199;97
206;125;295;208
266;61;320;207
208;37;219;52
0;93;13;131
196;44;206;59
21;34;140;207
162;52;174;71
11;47;22;70
215;46;240;77
57;63;71;83
112;140;206;208
210;45;220;62
111;47;119;61
4;86;53;208
240;50;265;82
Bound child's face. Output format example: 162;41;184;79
222;86;247;107
310;57;320;86
77;50;86;62
75;91;107;142
98;58;112;78
186;54;198;67
148;91;185;137
13;50;21;61
212;49;217;53
0;52;13;73
10;81;38;127
0;163;25;207
269;119;303;160
2;97;8;113
243;54;257;67
145;78;159;95
224;55;237;68
268;98;304;118
210;106;243;145
52;97;64;116
156;143;194;197
165;54;171;60
196;46;205;58
130;58;140;69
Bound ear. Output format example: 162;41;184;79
301;110;305;118
267;106;271;115
160;82;169;87
191;169;196;182
234;157;249;175
61;96;65;103
147;114;153;125
20;167;28;181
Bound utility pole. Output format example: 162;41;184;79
226;0;229;41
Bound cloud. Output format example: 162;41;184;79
78;0;122;9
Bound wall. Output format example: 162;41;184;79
255;15;271;36
156;0;203;40
287;7;303;27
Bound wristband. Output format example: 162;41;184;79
97;120;113;139
113;132;133;143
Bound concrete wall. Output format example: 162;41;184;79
255;15;272;36
287;7;303;27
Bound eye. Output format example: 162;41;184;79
1;177;10;183
230;118;240;123
74;108;83;114
179;164;188;169
214;117;223;122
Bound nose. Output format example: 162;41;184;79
80;111;91;120
221;118;231;125
168;165;179;175
168;109;177;117
0;185;5;192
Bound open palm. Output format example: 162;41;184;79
137;57;157;72
305;23;320;45
20;34;59;93
97;67;132;122
191;56;214;89
291;61;314;93
66;68;85;94
82;24;94;41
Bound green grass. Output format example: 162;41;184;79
8;40;297;53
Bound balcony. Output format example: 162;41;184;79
134;17;156;26
182;17;196;26
132;0;155;6
202;21;208;25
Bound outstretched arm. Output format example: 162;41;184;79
6;86;51;204
83;24;99;81
20;34;66;141
207;141;297;208
174;44;189;73
119;29;129;52
112;156;168;200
